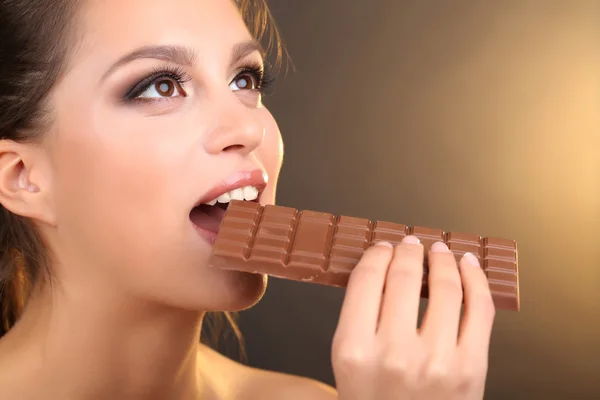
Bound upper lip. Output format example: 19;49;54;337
194;168;268;207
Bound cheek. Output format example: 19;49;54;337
257;110;284;202
54;123;169;208
49;106;190;261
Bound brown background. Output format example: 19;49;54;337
236;1;600;398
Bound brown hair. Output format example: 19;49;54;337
0;0;285;362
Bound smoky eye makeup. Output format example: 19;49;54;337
121;64;192;103
119;59;277;105
229;59;276;94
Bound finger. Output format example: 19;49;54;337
376;235;424;340
334;241;394;344
419;242;463;355
456;252;496;355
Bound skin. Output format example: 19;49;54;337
0;0;496;399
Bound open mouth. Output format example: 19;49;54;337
189;185;261;234
189;202;229;233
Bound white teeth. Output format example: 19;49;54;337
243;186;258;201
216;192;231;203
202;185;260;206
229;188;244;201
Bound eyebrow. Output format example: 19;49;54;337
101;40;264;82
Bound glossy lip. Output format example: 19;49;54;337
193;227;219;246
193;169;269;208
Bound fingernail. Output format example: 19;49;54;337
430;241;449;252
462;252;480;267
402;235;420;245
374;241;393;248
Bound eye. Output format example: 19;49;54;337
229;72;259;91
138;77;187;99
123;65;192;102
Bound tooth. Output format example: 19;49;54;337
205;198;217;206
229;188;244;201
243;186;258;201
216;192;231;203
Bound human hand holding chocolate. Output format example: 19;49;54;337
331;237;495;399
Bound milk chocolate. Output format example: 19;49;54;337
209;200;520;311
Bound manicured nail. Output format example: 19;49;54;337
374;241;393;248
402;235;420;245
462;252;480;267
430;241;449;252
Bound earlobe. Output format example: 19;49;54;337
0;140;54;225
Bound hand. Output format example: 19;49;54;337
331;235;496;400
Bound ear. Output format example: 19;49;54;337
0;139;56;226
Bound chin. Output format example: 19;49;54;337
209;269;269;312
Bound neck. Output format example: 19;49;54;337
2;280;222;400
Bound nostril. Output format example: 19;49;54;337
222;144;245;152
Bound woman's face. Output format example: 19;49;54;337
42;0;283;311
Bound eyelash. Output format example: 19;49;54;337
123;65;191;101
122;61;276;102
237;60;276;94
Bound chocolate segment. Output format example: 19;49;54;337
209;200;520;311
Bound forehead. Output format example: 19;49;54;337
76;0;251;61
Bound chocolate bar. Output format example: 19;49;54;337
209;200;520;311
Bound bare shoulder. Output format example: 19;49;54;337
239;364;337;400
199;345;336;400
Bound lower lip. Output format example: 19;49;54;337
190;217;266;280
191;223;219;245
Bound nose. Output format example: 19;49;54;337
203;98;265;156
